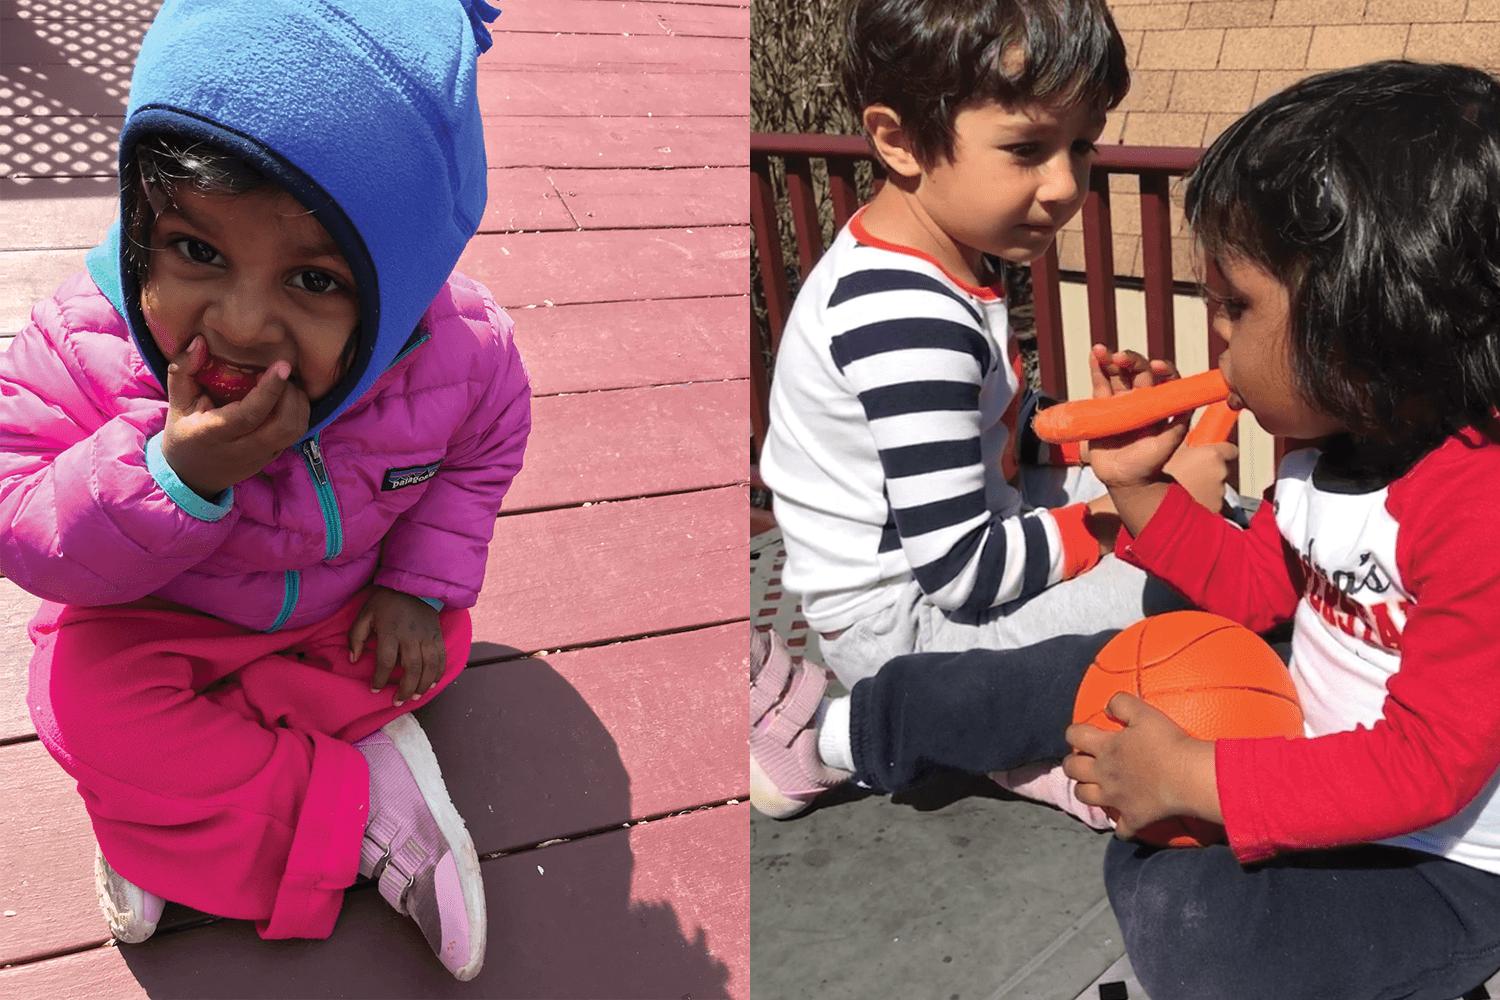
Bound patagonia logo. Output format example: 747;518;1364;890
382;462;441;491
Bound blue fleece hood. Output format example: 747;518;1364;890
87;0;499;440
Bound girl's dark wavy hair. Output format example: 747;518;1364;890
121;133;269;286
840;0;1129;167
1186;61;1500;462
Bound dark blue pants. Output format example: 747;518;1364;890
845;635;1500;1000
1107;840;1500;1000
847;630;1113;793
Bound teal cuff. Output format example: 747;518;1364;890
415;595;444;612
146;433;234;522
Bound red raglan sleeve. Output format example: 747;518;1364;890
1116;480;1303;633
1215;442;1500;863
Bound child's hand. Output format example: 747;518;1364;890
1164;440;1239;513
1083;345;1190;490
348;585;446;706
1064;692;1221;839
160;336;310;499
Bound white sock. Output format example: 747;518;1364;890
815;695;854;774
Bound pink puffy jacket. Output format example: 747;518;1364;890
0;270;531;632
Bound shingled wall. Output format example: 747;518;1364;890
1059;0;1500;278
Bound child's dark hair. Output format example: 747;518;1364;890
840;0;1129;168
121;133;269;285
1186;61;1500;461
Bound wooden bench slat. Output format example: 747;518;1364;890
1081;172;1119;353
782;155;823;279
1139;171;1176;362
458;226;749;309
0;178;117;252
504;380;747;513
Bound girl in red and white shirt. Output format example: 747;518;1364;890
1067;60;1500;999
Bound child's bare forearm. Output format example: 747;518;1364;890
1106;479;1174;539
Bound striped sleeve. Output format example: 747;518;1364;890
828;267;1094;615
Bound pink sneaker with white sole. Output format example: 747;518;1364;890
990;758;1115;831
355;713;487;981
95;845;165;944
750;626;850;819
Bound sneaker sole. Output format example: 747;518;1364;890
749;753;813;820
95;846;159;944
381;713;488;980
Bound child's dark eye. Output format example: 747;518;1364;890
1073;139;1100;157
290;270;338;294
1006;142;1043;161
172;238;222;265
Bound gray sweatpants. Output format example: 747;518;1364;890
818;465;1193;689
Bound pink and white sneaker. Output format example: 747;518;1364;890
750;626;849;819
990;758;1115;831
95;845;166;944
355;714;487;981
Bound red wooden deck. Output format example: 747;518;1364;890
0;1;750;996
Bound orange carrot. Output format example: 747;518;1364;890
1033;369;1230;444
1183;399;1238;447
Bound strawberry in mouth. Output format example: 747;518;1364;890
196;355;267;406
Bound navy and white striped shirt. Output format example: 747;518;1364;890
762;214;1087;632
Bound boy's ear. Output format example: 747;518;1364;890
864;104;923;179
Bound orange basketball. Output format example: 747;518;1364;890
1072;610;1303;848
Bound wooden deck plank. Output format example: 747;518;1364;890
550;165;744;229
0;577;40;742
483;114;747;169
1;0;160;19
487;30;748;74
0;247;87;337
0;114;122;178
2;20;150;66
513;295;745;396
458;226;749;309
0;62;132;116
473;486;746;655
0;625;744;968
0;945;148;1000
0;179;115;250
477;69;746;118
0;483;750;744
1;805;744;1000
429;623;744;852
478;166;577;234
0;739;101;967
503;380;746;512
486;0;746;38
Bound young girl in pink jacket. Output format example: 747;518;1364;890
0;0;528;981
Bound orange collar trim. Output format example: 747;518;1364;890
848;207;1005;301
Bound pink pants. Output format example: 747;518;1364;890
26;589;471;939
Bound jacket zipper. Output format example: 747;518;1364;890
300;435;345;559
267;570;300;632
